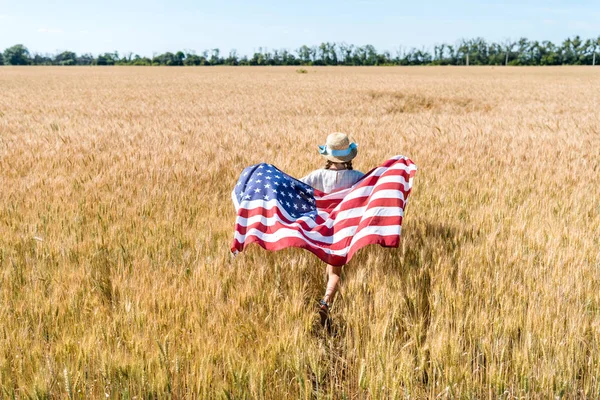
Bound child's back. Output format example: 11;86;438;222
301;168;364;193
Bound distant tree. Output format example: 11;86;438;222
123;52;133;64
95;53;116;65
77;53;95;65
467;37;489;65
224;49;238;65
328;43;338;65
446;45;456;65
270;49;281;66
586;37;600;65
488;42;505;65
3;44;31;65
561;37;574;64
531;43;543;65
0;52;3;65
502;39;516;65
511;37;530;65
540;41;559;65
338;43;354;65
152;52;181;66
209;49;221;65
297;45;312;65
281;49;298;65
55;51;77;65
432;44;443;65
183;52;201;66
317;42;337;65
571;36;586;64
132;54;152;65
174;51;185;65
456;40;469;65
31;53;51;65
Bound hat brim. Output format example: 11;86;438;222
320;147;358;163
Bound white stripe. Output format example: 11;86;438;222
317;163;416;201
237;189;406;230
237;205;403;237
240;184;407;216
236;209;401;245
329;184;408;205
234;225;401;255
231;190;240;211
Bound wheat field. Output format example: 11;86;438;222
1;66;599;398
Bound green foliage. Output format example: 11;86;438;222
56;51;77;66
3;44;30;65
3;36;600;66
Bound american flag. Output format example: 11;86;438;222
231;156;417;266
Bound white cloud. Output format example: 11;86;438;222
37;28;64;33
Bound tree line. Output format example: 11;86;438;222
2;36;600;66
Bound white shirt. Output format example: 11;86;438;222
300;169;365;193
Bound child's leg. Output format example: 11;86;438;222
323;264;343;304
319;264;343;327
319;264;342;326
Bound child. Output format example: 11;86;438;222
300;132;364;326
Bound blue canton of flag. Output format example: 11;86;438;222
233;163;317;219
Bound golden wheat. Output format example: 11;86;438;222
1;66;599;398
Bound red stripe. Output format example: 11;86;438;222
231;231;400;267
237;197;404;234
327;194;407;220
235;215;403;249
316;169;415;209
314;160;415;199
317;182;408;212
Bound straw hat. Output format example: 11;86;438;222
318;133;358;163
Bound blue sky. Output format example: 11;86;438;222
1;0;598;57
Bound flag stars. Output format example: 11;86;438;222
301;204;308;210
265;184;271;188
257;172;263;176
255;179;262;183
263;195;270;200
254;188;261;193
